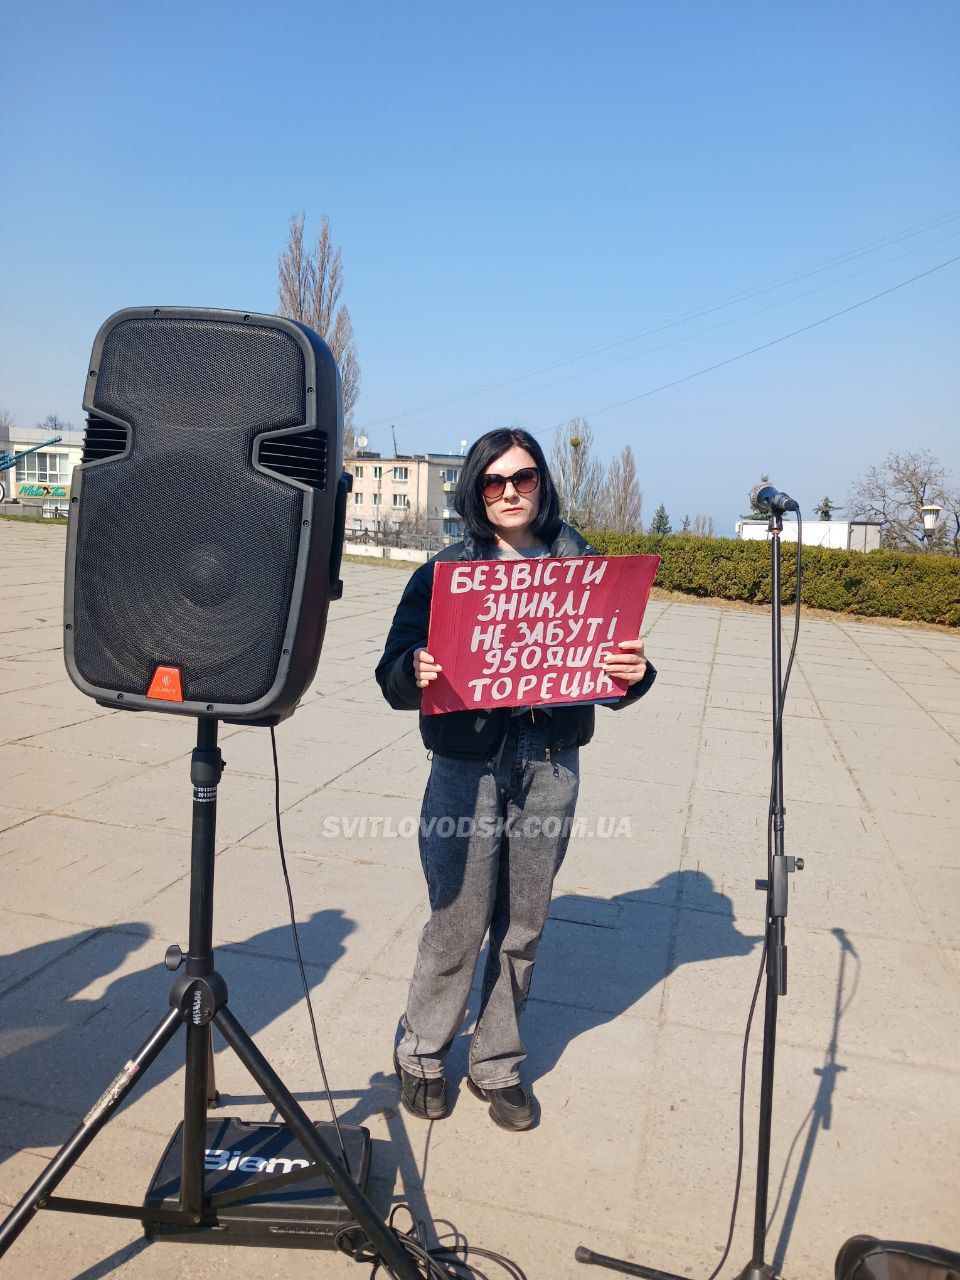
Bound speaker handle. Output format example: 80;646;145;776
328;470;352;601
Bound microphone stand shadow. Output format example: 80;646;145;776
766;927;857;1275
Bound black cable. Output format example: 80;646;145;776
703;515;803;1280
269;731;530;1280
337;1204;530;1279
269;725;349;1167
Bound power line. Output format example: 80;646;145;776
0;357;81;391
386;228;960;432
531;252;960;434
359;208;960;430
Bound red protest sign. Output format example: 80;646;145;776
422;554;660;715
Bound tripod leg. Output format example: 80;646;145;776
214;1006;420;1280
0;1007;183;1258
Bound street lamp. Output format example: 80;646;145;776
920;504;943;545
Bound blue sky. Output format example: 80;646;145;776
1;1;957;531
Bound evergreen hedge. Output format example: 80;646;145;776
584;531;960;627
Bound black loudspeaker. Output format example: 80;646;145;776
64;306;350;725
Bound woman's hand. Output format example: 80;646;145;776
414;648;443;689
601;638;648;687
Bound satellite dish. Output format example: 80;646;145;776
356;433;369;451
459;439;467;455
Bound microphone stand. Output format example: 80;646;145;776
576;510;803;1280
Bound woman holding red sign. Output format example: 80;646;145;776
376;428;656;1130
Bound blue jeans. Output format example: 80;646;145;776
397;716;580;1088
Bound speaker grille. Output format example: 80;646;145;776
72;315;313;705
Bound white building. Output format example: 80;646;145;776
344;451;465;543
0;424;83;517
735;519;881;551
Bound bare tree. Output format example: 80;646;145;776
692;513;716;537
394;504;431;542
277;212;361;439
551;418;603;528
0;407;14;435
847;449;952;552
600;444;643;532
37;412;74;434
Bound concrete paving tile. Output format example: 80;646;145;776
555;834;685;905
664;919;958;1068
585;744;698;789
709;688;822;719
0;942;360;1154
5;676;102;715
779;796;887;859
0;624;63;654
635;1023;959;1279
0;659;62;695
211;724;377;786
829;734;960;781
332;734;430;800
405;1193;637;1280
409;1009;658;1239
873;810;958;868
681;839;934;941
0;697;107;745
238;786;427;868
531;900;679;1024
930;710;960;740
21;708;208;765
814;699;940;730
0;743;149;811
129;841;404;965
851;767;958;817
696;755;863;808
903;866;960;946
0;912;103;999
60;759;318;846
0;815;187;926
0;806;34;834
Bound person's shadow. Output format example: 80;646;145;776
453;869;761;1084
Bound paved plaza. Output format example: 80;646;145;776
1;520;958;1279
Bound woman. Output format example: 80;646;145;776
375;428;656;1130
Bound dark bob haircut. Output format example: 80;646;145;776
454;427;561;545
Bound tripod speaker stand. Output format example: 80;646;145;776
0;717;420;1279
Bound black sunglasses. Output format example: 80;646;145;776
480;467;540;502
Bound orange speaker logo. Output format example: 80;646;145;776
147;666;184;701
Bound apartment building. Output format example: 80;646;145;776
344;451;465;542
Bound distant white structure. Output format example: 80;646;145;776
735;519;882;552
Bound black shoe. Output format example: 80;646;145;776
393;1050;448;1120
466;1077;536;1131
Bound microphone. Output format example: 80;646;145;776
749;482;799;515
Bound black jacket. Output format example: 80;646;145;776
375;522;657;760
